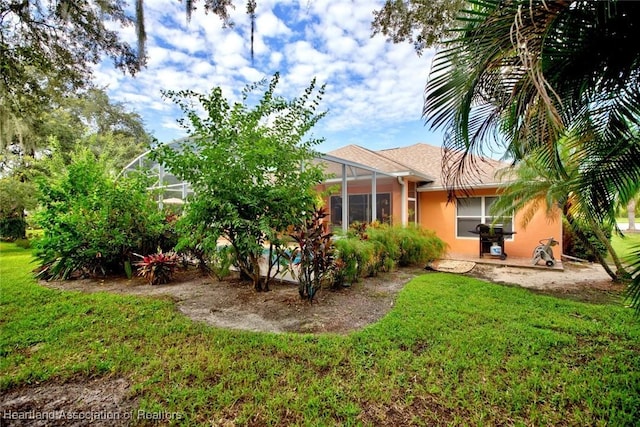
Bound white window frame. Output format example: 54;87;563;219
408;181;418;224
456;196;514;239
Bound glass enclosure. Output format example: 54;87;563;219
121;146;402;229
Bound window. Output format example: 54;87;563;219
456;196;513;238
408;182;417;223
330;193;391;225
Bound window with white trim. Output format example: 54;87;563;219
456;197;513;238
408;181;417;224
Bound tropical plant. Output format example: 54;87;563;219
490;142;626;280
134;251;179;286
33;150;167;280
423;0;640;291
287;206;335;302
154;73;326;291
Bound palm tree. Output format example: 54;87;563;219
423;1;640;302
628;199;637;232
491;138;626;280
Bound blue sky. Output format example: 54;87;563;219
95;0;445;153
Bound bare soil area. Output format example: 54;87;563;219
37;261;626;333
1;377;136;427
40;267;425;335
467;261;626;304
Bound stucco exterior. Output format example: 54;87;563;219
419;188;563;259
321;143;565;261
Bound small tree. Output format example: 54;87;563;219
0;177;36;240
154;73;326;291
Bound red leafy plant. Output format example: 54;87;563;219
288;206;336;302
134;252;178;286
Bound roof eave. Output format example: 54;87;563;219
393;170;436;182
417;181;510;192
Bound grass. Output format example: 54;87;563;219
612;232;640;262
1;242;639;425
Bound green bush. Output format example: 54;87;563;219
562;219;610;262
368;224;447;267
0;217;26;240
13;238;31;249
33;151;169;280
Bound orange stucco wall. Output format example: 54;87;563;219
316;181;563;260
419;188;563;259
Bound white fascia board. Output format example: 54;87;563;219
417;181;510;192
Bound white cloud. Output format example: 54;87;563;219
98;0;436;150
256;9;292;38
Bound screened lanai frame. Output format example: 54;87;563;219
120;148;400;231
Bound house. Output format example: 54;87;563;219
316;143;563;260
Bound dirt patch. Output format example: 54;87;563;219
38;261;627;332
0;377;137;427
466;261;627;304
40;267;425;335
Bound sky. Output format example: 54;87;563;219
94;0;445;153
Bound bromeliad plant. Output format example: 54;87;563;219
134;252;178;286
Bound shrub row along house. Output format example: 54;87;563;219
125;141;562;261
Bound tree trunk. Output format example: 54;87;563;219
246;253;265;292
628;199;636;231
587;218;628;280
564;212;618;281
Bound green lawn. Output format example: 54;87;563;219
612;232;640;262
1;242;639;425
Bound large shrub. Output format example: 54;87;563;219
34;151;168;280
334;224;446;284
368;224;447;267
0;177;36;240
0;217;26;241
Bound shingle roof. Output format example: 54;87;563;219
327;143;508;189
327;145;434;181
328;145;413;174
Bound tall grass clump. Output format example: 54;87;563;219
369;224;447;267
333;237;382;284
333;223;446;283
